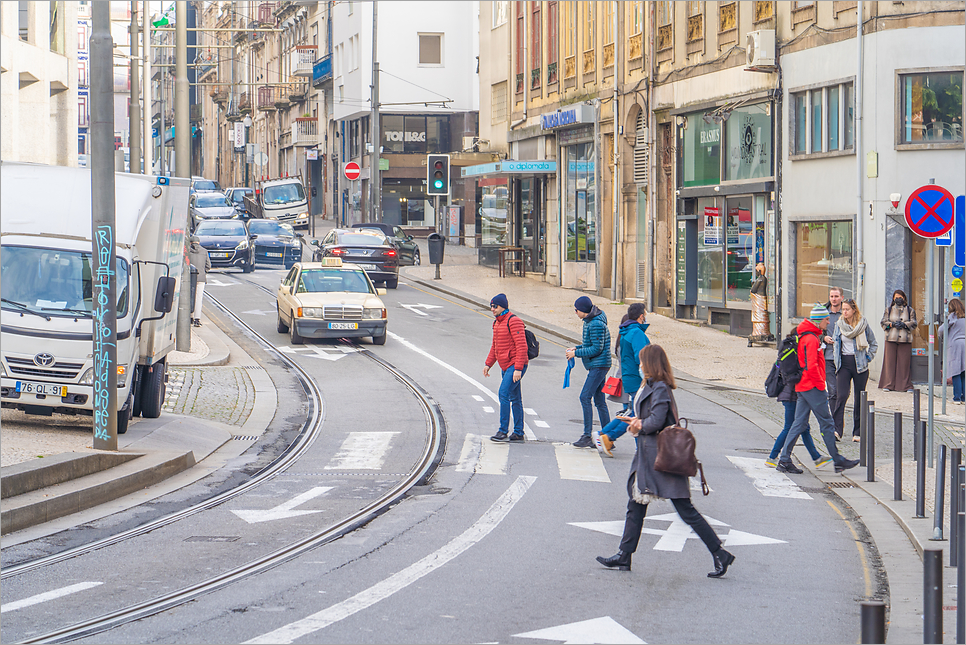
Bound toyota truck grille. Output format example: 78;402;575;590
6;357;84;380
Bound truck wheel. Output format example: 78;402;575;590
140;360;167;419
386;276;399;289
276;306;289;333
117;396;132;435
372;331;387;345
290;314;304;345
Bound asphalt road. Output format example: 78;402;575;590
0;267;877;644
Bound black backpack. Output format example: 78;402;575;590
506;314;540;360
764;361;783;397
777;330;818;387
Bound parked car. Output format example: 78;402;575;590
225;187;254;217
310;228;399;289
194;219;256;273
351;222;420;266
248;219;303;269
190;176;222;194
275;258;388;345
190;192;237;229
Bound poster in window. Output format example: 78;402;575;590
727;209;740;245
703;207;721;245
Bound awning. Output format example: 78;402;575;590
461;160;557;178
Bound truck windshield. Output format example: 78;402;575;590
263;183;306;205
0;246;129;318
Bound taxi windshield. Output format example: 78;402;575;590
297;269;371;294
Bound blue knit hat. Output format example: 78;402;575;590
809;303;831;321
490;293;508;309
574;296;594;313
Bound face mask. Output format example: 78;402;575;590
895;298;905;307
639;367;646;381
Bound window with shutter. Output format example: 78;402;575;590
633;111;648;184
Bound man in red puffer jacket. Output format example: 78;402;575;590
777;303;859;474
483;293;529;443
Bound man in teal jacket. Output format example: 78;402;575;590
566;296;612;448
599;303;650;456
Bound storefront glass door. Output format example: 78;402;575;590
519;179;545;273
697;197;724;303
725;195;754;302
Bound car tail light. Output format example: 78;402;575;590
329;247;347;256
382;249;397;257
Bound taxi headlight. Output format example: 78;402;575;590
236;239;250;250
79;367;94;385
300;307;322;318
364;307;386;320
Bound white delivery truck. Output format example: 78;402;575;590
244;176;310;229
0;162;190;434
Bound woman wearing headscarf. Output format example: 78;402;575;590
879;289;918;392
832;298;878;441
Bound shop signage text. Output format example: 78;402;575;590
384;130;426;143
540;104;593;130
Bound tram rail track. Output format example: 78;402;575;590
11;283;445;643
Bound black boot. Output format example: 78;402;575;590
708;548;735;578
596;551;632;571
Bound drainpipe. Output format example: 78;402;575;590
594;97;602;296
611;4;621;302
855;1;865;311
647;1;656;312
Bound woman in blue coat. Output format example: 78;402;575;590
599;303;650;457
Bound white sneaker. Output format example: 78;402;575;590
592;429;603;454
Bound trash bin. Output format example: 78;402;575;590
427;232;445;265
189;264;199;314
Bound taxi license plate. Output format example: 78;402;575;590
355;264;377;270
267;252;283;258
16;381;67;396
212;252;231;259
328;323;358;330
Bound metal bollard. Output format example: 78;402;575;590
867;402;876;482
859;390;868;467
925;548;944;644
932;444;947;541
860;601;887;644
959;508;965;643
914;387;922;459
916;418;921;462
917;421;928;518
894;412;903;501
953;449;962;566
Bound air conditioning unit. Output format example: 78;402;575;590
746;29;775;69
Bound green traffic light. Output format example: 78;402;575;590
434;180;444;189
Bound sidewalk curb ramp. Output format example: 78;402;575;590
1;449;195;535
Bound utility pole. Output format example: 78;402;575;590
130;1;141;174
143;0;152;173
175;0;192;351
369;1;380;223
90;1;118;451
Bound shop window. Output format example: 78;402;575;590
403;116;427;154
899;71;964;145
480;182;509;246
790;81;854;157
697;199;723;302
382;115;404;153
725;197;753;302
795;221;853;317
680;113;720;187
724;103;772;181
564;142;596;262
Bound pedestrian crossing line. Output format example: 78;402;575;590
726;456;813;499
553;443;611;483
455;434;508;475
525;408;537;416
533;420;550;428
472;395;485;402
482;406;495;414
324;432;400;471
2;582;103;612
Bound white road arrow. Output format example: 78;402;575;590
514;617;646;644
305;348;347;361
400;303;443;317
231;487;333;524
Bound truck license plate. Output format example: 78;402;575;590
328;323;358;330
16;381;67;396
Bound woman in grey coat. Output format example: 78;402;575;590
939;298;966;403
596;344;735;578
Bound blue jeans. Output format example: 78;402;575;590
580;366;611;437
781;388;844;465
954;372;965;402
770;400;822;461
499;365;527;435
601;418;629;441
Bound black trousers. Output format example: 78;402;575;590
619;497;722;554
833;354;869;437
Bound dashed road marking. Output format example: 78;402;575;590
553;443;610;483
727;456;812;499
325;432;399;470
481;406;494;414
2;582;103;612
533;420;550;428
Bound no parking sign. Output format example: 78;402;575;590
906;184;956;238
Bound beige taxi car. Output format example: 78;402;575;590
276;258;388;345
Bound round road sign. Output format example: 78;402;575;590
953;278;964;293
343;162;361;181
954;265;964;279
905;184;955;238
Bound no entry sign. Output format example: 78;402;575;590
905;184;956;238
343;162;361;181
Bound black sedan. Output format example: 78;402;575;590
248;219;303;269
194;220;256;273
225;187;254;217
190;192;237;229
311;228;399;288
351;222;420;266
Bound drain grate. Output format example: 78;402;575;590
231;435;259;441
241;365;264;370
826;481;855;488
184;536;240;543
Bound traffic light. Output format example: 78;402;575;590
427;154;450;196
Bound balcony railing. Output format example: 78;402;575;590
312;54;332;87
257;2;278;25
209;87;229;104
238;92;251;114
257;85;277;111
294;117;317;146
294;45;317;77
274;85;292;107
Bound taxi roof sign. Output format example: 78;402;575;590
321;257;343;267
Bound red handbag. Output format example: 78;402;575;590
601;376;623;397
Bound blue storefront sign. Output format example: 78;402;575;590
540;104;594;130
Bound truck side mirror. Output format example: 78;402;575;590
154;276;177;313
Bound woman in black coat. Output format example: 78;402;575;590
596;344;735;578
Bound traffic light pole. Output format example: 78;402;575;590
369;2;381;223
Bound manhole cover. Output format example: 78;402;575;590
184;536;240;543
